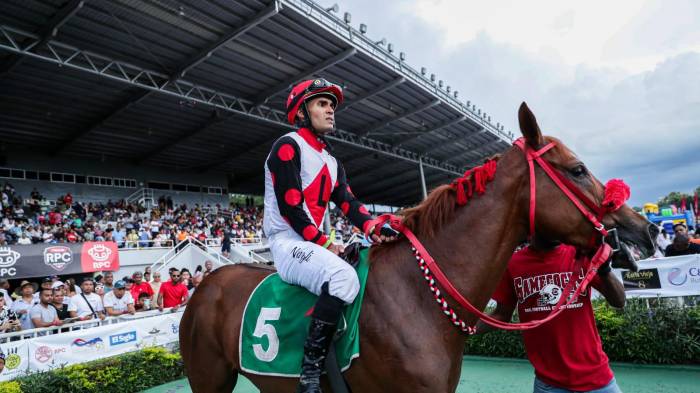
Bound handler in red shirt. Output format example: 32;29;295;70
130;271;154;303
478;237;625;393
157;269;189;311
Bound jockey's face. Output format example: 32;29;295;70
298;96;336;134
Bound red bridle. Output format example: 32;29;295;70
368;137;630;333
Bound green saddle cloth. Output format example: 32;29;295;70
240;249;369;377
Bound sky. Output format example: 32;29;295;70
339;0;700;206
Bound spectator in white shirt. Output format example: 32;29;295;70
68;277;105;321
10;281;38;330
103;280;135;316
29;288;61;332
16;233;31;245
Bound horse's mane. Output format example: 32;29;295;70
400;155;501;239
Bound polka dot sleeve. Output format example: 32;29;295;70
330;163;373;233
267;137;328;246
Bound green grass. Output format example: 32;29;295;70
143;356;700;393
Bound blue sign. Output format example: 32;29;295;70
109;331;137;346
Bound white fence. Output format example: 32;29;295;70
0;308;183;381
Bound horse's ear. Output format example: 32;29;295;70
518;102;544;148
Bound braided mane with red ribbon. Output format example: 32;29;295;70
451;159;498;206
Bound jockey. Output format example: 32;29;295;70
263;78;395;393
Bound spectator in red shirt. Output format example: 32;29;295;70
129;271;154;304
66;229;79;243
64;193;73;206
157;269;189;312
477;237;625;393
48;210;62;225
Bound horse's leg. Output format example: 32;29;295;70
180;280;238;393
181;301;238;393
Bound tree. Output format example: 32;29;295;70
657;189;699;208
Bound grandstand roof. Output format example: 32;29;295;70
0;0;512;207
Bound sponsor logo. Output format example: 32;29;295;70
668;267;688;286
6;353;21;370
149;328;161;335
35;346;53;363
0;247;20;277
88;244;112;262
81;242;119;271
171;323;179;334
109;331;137;346
71;337;104;352
1;347;20;370
0;247;20;267
43;245;73;271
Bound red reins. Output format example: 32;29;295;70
367;137;627;332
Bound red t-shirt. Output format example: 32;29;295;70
159;280;188;308
130;282;154;301
492;245;612;391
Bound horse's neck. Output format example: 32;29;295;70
366;159;526;344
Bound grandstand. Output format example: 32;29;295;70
0;0;511;208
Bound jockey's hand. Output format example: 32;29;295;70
368;226;399;244
327;243;345;255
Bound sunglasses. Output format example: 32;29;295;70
171;274;180;278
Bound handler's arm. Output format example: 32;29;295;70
475;302;515;335
592;268;626;308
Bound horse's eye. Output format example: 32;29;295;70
569;165;587;178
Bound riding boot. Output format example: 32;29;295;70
297;317;337;393
297;282;344;393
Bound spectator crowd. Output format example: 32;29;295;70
0;181;264;248
1;181;366;250
0;261;217;335
656;222;700;257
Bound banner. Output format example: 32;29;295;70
27;311;181;372
0;341;29;382
0;241;119;280
615;254;700;298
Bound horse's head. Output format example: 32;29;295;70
513;102;657;271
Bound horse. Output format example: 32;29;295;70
179;103;657;393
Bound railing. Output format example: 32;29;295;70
250;250;271;264
148;237;237;273
125;187;154;207
148;239;185;272
204;237;263;247
0;307;183;342
115;239;174;249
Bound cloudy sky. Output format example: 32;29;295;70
341;0;700;206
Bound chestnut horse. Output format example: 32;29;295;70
180;103;656;393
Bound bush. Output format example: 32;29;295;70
0;347;184;393
464;299;700;364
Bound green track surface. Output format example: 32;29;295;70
143;356;700;393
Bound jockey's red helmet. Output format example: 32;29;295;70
286;78;344;125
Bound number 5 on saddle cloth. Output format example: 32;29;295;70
239;243;369;377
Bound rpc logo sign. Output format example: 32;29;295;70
81;242;119;272
0;247;21;277
43;246;73;271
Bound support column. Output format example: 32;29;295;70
419;156;428;200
